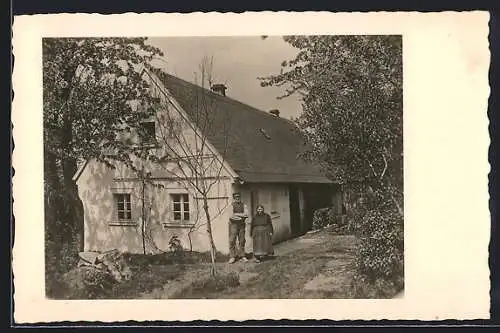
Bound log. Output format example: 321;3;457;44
78;251;100;265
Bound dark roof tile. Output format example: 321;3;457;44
151;68;333;184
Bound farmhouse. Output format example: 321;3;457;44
73;67;342;255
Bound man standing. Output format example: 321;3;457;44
228;192;249;263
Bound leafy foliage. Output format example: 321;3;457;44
60;266;116;299
45;239;80;298
312;207;351;234
353;203;404;283
346;187;404;287
43;37;163;164
168;235;185;255
260;35;404;287
349;272;402;299
55;251;233;299
43;38;163;297
260;35;403;210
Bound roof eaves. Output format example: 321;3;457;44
72;159;89;182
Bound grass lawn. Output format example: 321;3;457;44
58;251;231;299
109;251;232;299
58;230;401;299
105;263;185;299
174;234;359;299
164;232;401;299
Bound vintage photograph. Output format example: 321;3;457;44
43;35;403;300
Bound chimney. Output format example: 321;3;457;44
269;109;280;117
211;83;227;96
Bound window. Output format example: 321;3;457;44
139;121;156;145
114;193;132;221
171;194;190;222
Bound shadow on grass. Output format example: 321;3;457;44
123;250;230;267
255;255;277;262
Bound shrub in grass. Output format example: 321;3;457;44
349;273;402;298
168;235;184;253
351;201;404;293
312;207;351;234
312;207;333;230
61;266;116;299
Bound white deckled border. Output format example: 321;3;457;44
12;11;491;323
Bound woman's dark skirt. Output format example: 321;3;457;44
252;225;272;257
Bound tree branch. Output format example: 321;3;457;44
380;151;388;180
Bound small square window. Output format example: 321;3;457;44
139;121;156;145
114;193;132;222
171;193;190;222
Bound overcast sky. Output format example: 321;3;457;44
146;36;303;120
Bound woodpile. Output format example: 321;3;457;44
77;249;132;282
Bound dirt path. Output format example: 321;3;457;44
204;233;358;299
142;228;359;299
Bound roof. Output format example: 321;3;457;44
150;67;333;184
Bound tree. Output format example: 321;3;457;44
259;35;403;215
43;38;163;277
260;35;404;290
140;57;233;276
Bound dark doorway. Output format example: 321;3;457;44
302;184;338;233
303;190;314;232
289;184;301;236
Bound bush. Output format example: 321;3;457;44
168;235;184;254
51;249;233;299
349;273;402;298
312;207;332;230
45;239;80;298
60;251;186;299
312;207;352;234
352;205;404;288
61;266;116;299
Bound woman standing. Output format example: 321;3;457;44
250;205;274;263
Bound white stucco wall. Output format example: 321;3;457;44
238;183;292;253
76;159;234;254
74;70;334;256
75;69;239;255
